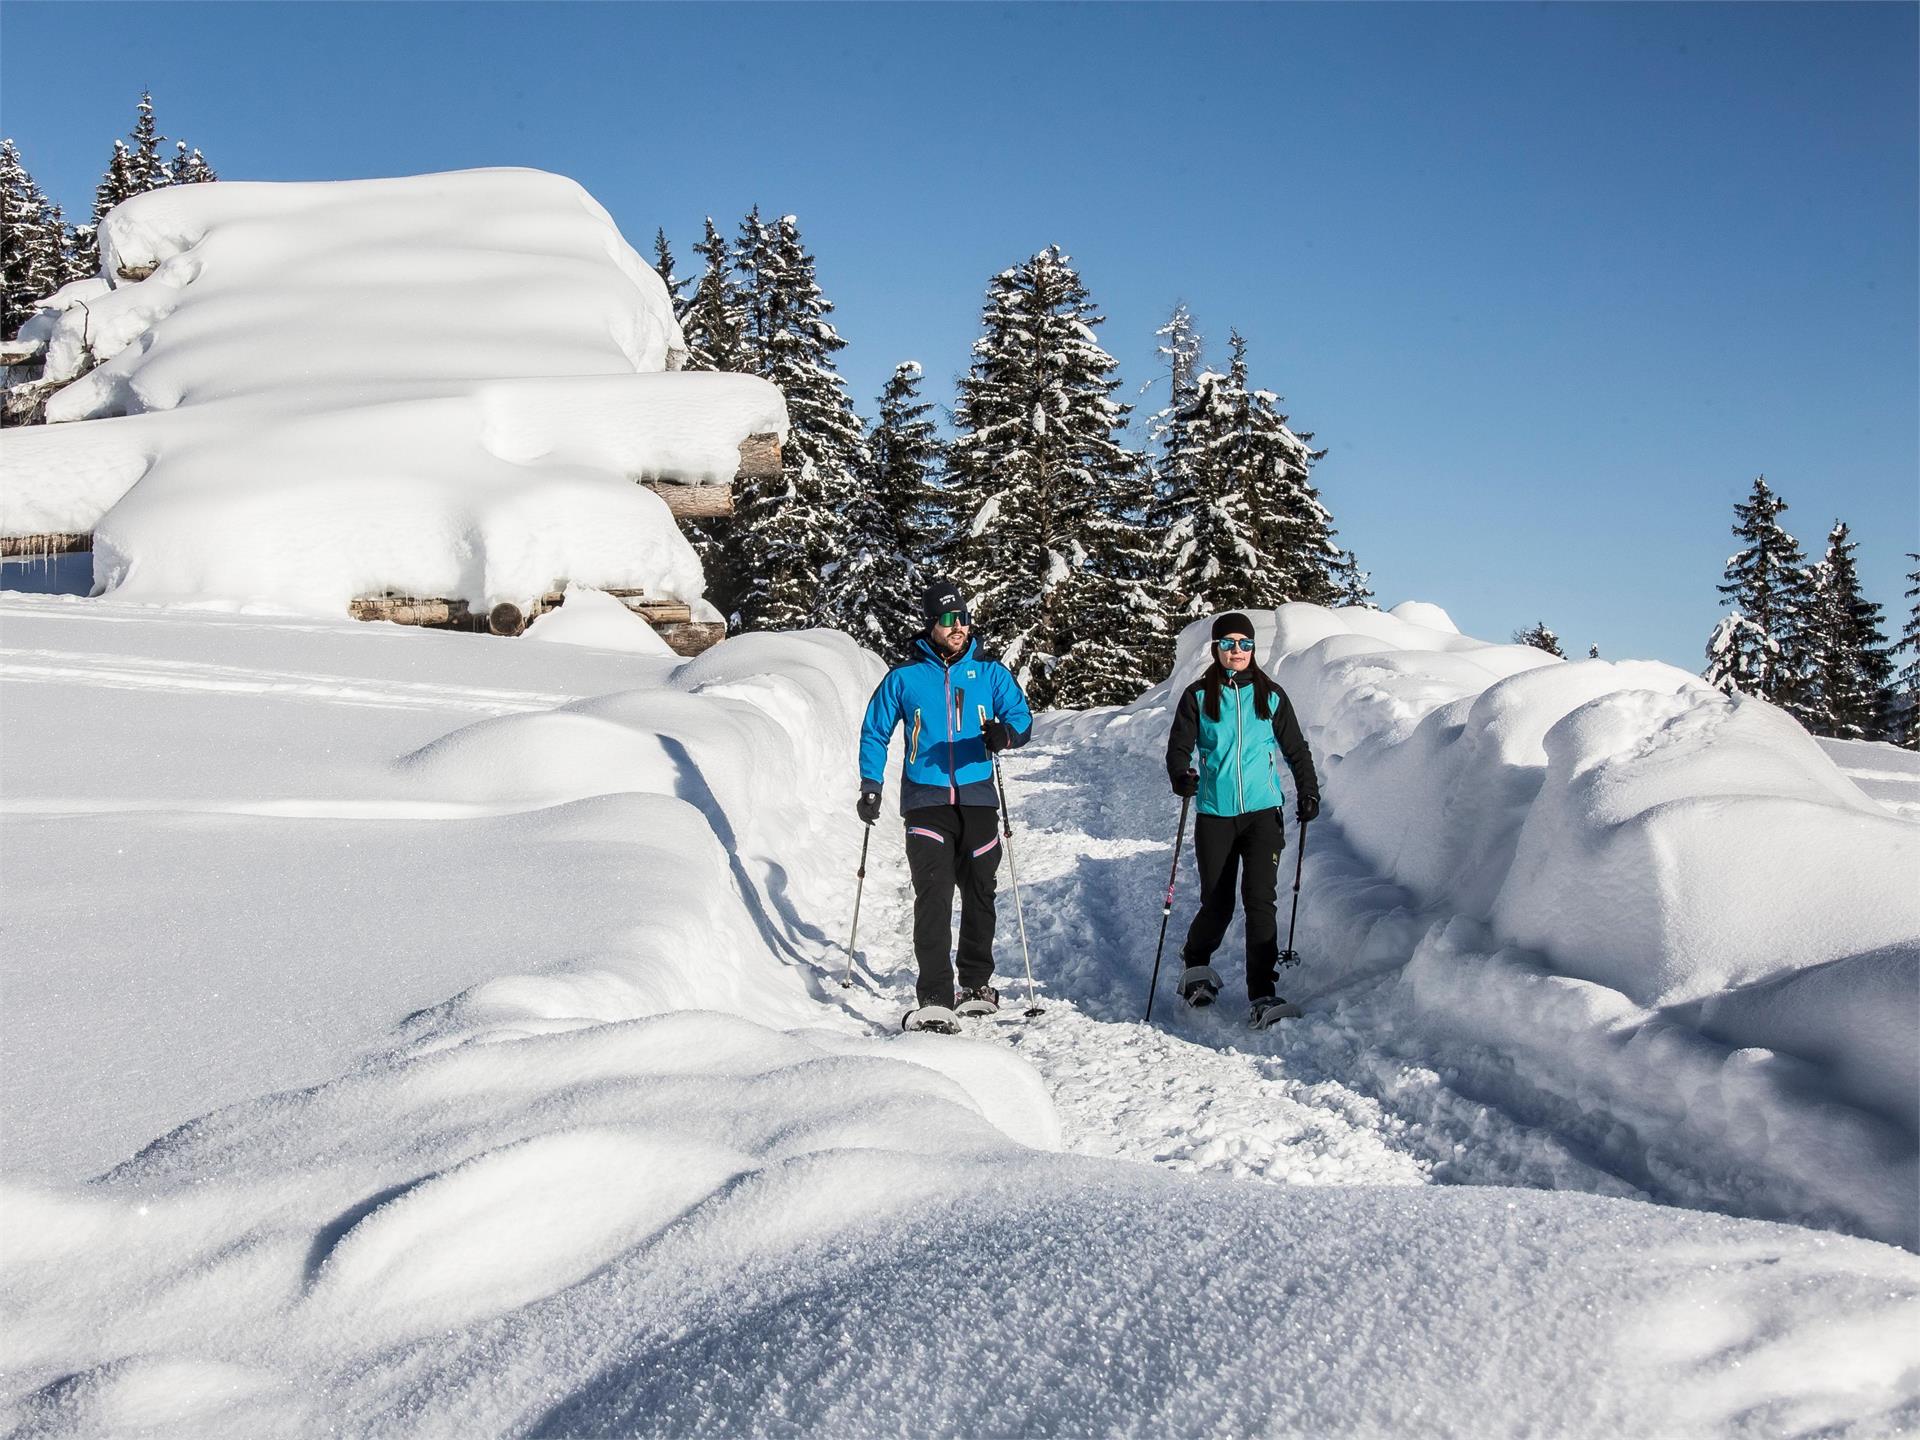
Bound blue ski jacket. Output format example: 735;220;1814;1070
859;634;1033;813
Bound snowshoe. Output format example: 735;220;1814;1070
902;1005;962;1035
1249;996;1304;1029
955;985;1001;1017
1177;964;1222;1008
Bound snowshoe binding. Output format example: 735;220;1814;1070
955;985;1000;1017
1249;996;1304;1029
1177;964;1222;1009
902;1005;962;1035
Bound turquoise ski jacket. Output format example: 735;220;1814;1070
860;634;1033;813
1166;670;1319;819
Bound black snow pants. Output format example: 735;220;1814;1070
904;803;1003;1008
1181;808;1285;1001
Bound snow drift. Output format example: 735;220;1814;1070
0;169;786;615
1053;602;1919;1246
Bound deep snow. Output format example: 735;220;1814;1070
2;593;1917;1438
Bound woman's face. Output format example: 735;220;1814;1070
1218;633;1253;673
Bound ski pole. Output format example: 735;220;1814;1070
1144;792;1192;1022
841;821;873;989
1278;816;1309;969
982;706;1044;1017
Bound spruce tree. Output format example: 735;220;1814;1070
125;93;170;195
679;217;746;373
650;228;690;322
94;141;137;232
1895;555;1920;749
1162;331;1341;619
1144;304;1203;501
1513;622;1565;657
947;246;1163;707
1;140;68;339
731;212;869;634
1804;521;1895;739
1330;550;1375;608
169;142;217;184
1703;476;1814;716
831;360;947;648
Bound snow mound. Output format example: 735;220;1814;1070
0;170;787;615
524;587;676;654
1258;602;1920;1009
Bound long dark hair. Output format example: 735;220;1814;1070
1201;652;1279;723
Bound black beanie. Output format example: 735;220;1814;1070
1212;612;1255;642
921;576;968;623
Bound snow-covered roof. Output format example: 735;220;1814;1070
0;169;787;615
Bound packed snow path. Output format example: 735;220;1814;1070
836;733;1644;1202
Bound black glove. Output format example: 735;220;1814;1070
856;789;882;825
982;718;1011;753
1172;769;1199;798
1297;792;1320;824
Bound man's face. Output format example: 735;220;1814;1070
930;618;970;655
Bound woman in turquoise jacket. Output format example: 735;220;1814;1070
1164;612;1320;1024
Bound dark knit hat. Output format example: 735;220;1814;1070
920;577;969;623
1212;612;1255;641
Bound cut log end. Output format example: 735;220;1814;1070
488;602;526;637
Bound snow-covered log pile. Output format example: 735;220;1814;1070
0;170;786;619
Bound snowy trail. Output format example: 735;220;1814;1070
827;725;1642;1202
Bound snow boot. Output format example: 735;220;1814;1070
1177;964;1222;1008
902;1005;962;1035
1249;996;1304;1029
955;985;1001;1017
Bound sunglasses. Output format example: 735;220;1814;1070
936;609;972;628
1216;637;1255;653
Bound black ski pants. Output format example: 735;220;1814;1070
904;803;1002;1008
1181;808;1285;1000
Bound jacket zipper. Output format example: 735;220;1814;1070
944;667;956;802
1234;682;1245;813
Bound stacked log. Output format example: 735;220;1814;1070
352;588;724;656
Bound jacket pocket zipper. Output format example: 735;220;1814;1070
909;710;922;763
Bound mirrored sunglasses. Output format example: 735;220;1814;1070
1216;637;1255;653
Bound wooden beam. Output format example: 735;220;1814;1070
116;264;158;283
652;621;726;656
737;432;781;479
0;337;46;367
1;532;93;559
641;482;732;520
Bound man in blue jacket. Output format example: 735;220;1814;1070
858;578;1034;1033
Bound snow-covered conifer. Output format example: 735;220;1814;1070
169;142;217;185
650;228;690;322
1514;622;1565;658
732;212;869;634
1330;550;1375;608
1703;476;1814;717
947;246;1164;707
1803;521;1895;740
125;93;170;195
1895;555;1920;749
1162;331;1341;619
93;141;137;230
680;218;747;374
1;140;68;338
830;361;946;647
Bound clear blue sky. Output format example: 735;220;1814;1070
4;2;1914;667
